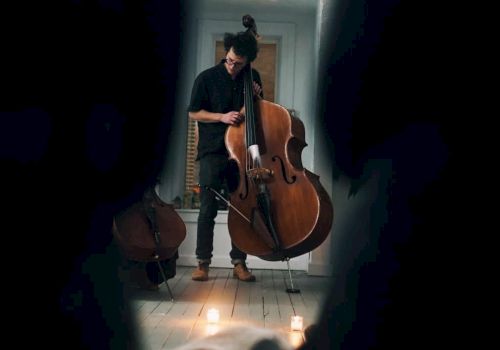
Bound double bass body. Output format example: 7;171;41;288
225;99;334;261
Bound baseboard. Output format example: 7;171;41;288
177;254;307;271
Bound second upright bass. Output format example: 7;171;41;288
224;15;333;261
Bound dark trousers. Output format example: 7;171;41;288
196;154;246;263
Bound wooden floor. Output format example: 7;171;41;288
128;266;331;350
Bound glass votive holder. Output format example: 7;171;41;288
291;315;303;331
207;308;220;323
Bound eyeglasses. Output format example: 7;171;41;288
225;56;245;68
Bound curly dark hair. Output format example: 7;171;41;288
223;31;259;62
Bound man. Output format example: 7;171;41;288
187;30;263;282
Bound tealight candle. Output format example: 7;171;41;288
291;315;303;331
207;308;220;323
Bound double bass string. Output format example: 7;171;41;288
244;64;259;173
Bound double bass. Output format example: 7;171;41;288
223;15;333;261
112;185;186;263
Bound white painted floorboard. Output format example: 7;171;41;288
127;266;330;350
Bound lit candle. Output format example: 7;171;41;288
207;308;220;323
291;315;303;331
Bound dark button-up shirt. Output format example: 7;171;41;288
188;60;262;159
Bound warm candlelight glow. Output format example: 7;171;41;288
206;324;219;336
288;331;304;348
291;315;303;331
207;308;220;323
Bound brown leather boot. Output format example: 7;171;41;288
191;263;209;281
233;263;256;282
